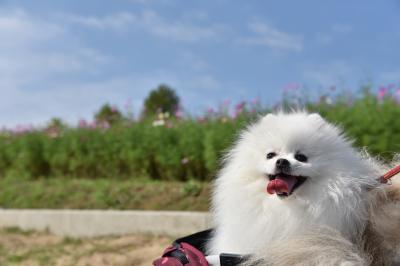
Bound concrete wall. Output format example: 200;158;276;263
0;209;212;238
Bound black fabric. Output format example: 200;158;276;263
173;229;250;266
174;229;213;254
220;253;249;266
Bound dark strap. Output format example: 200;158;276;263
173;229;250;266
220;253;249;266
167;244;189;264
174;229;213;254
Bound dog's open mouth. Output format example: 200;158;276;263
266;173;307;198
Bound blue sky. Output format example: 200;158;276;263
0;0;400;127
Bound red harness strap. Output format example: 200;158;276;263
379;164;400;184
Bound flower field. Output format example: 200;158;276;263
0;86;399;182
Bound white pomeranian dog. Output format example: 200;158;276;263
208;112;400;265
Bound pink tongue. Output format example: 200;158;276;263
267;175;297;195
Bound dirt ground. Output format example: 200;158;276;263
0;227;173;266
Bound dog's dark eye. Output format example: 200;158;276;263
295;153;308;162
266;152;277;159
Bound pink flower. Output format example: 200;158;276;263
235;101;246;111
222;99;231;106
206;107;215;115
12;124;34;135
90;121;97;129
231;101;246;118
251;97;260;105
175;109;183;119
124;98;132;110
78;119;88;128
395;88;400;103
377;86;388;100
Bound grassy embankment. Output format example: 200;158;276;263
0;177;210;211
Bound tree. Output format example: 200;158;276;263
45;117;66;138
94;104;123;125
46;117;65;130
143;84;180;116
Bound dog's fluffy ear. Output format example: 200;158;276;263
308;113;324;122
262;113;276;122
308;113;328;130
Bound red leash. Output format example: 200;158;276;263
379;164;400;184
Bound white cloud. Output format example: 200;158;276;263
315;23;353;46
303;61;359;86
0;8;111;86
315;33;334;45
65;12;136;31
0;8;117;127
0;9;64;48
190;75;221;90
141;10;225;42
332;24;353;34
64;10;227;42
176;52;212;72
239;20;303;52
0;7;227;127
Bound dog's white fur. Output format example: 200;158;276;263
208;112;400;265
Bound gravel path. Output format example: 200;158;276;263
0;227;173;266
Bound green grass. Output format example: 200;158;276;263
2;227;34;236
0;177;210;211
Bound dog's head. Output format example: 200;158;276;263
229;112;364;201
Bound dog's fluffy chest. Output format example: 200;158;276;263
210;198;318;254
209;180;366;255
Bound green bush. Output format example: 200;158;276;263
0;91;399;181
309;91;400;158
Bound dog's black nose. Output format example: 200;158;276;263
276;158;290;169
